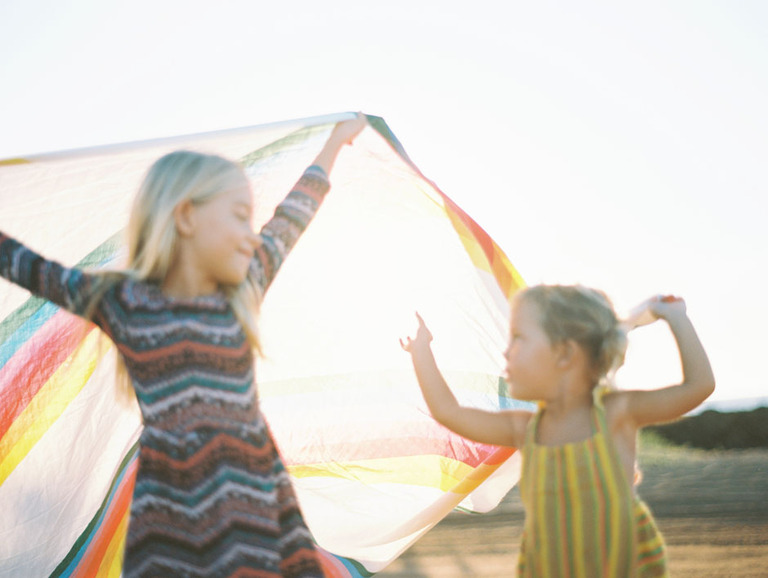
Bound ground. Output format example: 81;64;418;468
379;436;768;577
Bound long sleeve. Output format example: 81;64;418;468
250;165;330;292
0;232;98;317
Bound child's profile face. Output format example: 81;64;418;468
504;298;559;400
186;176;260;288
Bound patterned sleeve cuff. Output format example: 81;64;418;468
305;164;329;179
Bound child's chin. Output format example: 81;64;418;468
220;271;249;287
509;386;532;401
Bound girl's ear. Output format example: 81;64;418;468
173;200;196;237
555;339;581;368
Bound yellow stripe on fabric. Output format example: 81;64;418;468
564;445;585;577
96;507;130;578
594;435;622;577
441;202;525;300
289;454;476;492
0;330;103;485
534;447;549;574
492;247;526;300
554;450;569;578
449;455;513;495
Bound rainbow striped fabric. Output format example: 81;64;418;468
0;113;529;577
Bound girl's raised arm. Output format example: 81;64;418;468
310;113;367;175
622;296;715;427
251;114;367;291
401;313;530;448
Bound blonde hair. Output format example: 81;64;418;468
88;151;264;398
515;284;627;386
125;150;263;351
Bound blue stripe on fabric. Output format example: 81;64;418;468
327;554;377;578
0;300;59;368
51;443;140;577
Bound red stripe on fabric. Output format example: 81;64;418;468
439;194;495;263
73;458;138;578
0;311;91;439
438;191;519;297
484;446;517;465
316;549;352;578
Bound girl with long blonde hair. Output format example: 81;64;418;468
0;113;367;577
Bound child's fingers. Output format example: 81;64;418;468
649;294;687;318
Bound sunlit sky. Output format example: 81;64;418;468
1;1;766;405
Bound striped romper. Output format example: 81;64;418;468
517;388;668;577
0;166;330;577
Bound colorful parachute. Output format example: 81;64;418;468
0;113;530;577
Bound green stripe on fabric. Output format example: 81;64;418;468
50;441;139;578
239;123;333;168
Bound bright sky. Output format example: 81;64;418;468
1;1;766;405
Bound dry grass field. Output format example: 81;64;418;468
379;435;768;577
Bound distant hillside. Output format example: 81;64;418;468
648;407;768;450
694;395;768;414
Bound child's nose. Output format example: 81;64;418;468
248;232;263;249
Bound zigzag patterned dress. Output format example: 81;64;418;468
0;166;330;577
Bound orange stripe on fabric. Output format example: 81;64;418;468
73;458;137;578
450;446;517;494
316;549;353;578
93;504;131;578
483;445;516;466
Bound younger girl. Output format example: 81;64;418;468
0;113;367;577
401;285;715;577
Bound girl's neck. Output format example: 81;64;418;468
534;378;598;446
542;388;594;416
537;391;596;446
162;264;218;298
